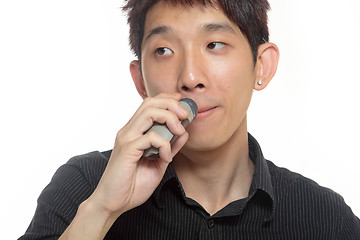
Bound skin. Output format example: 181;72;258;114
131;1;279;214
60;1;279;239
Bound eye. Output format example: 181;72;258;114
155;47;173;56
207;42;226;50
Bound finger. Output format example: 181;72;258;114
155;92;182;100
170;131;189;157
139;108;187;136
115;93;189;148
139;96;189;120
124;99;189;138
144;131;173;165
125;131;172;164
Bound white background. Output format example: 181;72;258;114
1;0;359;238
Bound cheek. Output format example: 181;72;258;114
142;61;176;97
210;58;255;99
211;60;255;134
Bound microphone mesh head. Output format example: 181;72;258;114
180;98;198;118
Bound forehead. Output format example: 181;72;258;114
143;1;240;38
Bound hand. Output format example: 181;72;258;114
88;93;189;220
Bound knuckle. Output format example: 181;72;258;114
167;111;180;124
171;111;180;120
114;127;134;147
164;141;171;150
142;97;153;106
115;129;124;142
142;107;153;117
147;131;159;139
114;130;126;147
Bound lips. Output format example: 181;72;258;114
196;106;217;119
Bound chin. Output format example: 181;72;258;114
182;132;227;152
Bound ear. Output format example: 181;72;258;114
254;42;280;91
130;60;148;99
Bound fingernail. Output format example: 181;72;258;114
180;107;188;115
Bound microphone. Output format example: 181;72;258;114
143;98;198;158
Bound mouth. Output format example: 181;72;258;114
196;106;217;119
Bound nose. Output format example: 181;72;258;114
177;53;207;93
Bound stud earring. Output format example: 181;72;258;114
257;80;263;86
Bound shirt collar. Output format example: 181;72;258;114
153;133;275;221
248;132;275;221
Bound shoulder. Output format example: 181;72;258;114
266;159;345;207
266;160;360;238
20;150;113;238
39;150;112;209
66;150;112;168
64;150;112;188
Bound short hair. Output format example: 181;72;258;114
122;0;270;64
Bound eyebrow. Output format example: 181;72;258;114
145;25;171;42
201;23;236;34
144;22;236;42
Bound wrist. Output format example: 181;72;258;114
80;197;120;230
63;197;120;239
59;197;119;240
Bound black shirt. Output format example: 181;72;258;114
20;133;360;239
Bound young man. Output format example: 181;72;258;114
20;0;360;239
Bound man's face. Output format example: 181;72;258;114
137;1;257;152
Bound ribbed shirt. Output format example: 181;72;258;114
19;133;360;239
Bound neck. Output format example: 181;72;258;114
172;117;254;215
